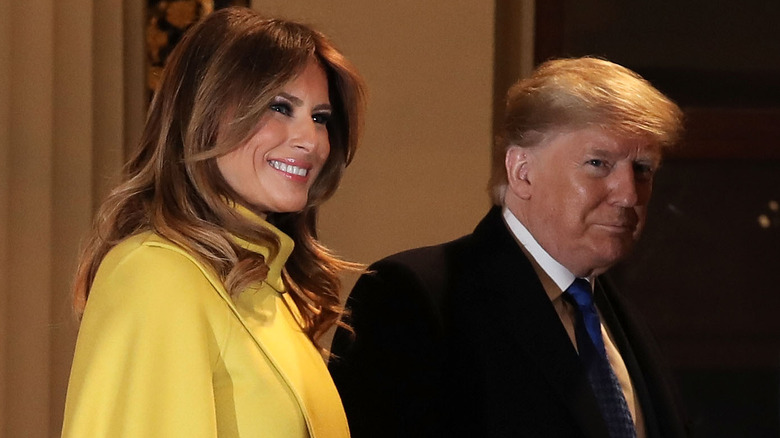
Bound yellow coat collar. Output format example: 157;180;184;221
228;203;294;294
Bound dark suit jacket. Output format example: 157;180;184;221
329;207;688;438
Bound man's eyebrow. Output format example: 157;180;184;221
588;147;614;157
588;147;660;162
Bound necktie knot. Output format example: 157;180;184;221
565;278;605;357
566;277;595;308
565;278;637;438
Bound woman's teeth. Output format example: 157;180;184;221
270;160;308;176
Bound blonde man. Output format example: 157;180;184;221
330;57;688;438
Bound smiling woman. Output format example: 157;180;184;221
61;7;365;437
217;61;333;216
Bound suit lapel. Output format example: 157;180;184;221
595;279;661;438
469;208;611;437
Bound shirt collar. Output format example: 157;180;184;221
502;207;582;296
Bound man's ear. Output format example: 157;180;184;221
505;146;532;200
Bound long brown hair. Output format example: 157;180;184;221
73;7;366;350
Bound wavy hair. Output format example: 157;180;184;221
73;7;366;351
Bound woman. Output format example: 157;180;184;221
62;7;365;437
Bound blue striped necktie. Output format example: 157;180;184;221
565;278;637;438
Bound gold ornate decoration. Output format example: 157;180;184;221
145;0;251;100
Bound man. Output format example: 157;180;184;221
329;57;688;438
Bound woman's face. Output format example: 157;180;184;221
217;60;332;217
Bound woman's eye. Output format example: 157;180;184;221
269;102;292;116
312;112;331;125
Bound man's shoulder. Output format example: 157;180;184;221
369;233;474;279
371;206;505;268
348;234;476;315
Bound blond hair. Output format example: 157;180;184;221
73;7;366;350
489;57;683;205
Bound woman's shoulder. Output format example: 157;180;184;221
89;231;228;312
103;231;213;274
104;231;202;265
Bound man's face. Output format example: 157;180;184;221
506;127;662;277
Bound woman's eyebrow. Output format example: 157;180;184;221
277;92;332;112
277;92;302;105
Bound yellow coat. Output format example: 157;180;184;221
62;218;350;437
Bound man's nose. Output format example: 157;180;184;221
609;166;640;207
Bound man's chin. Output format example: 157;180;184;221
583;243;635;276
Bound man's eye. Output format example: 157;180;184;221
634;163;656;180
270;103;292;116
312;112;331;125
586;159;606;168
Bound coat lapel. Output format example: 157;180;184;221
595;279;661;438
229;212;349;437
156;226;349;438
232;287;350;438
469;207;611;437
